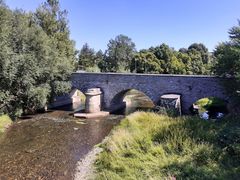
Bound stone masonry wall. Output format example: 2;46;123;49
71;72;230;114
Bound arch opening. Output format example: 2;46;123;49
110;89;155;115
70;89;86;111
155;93;182;116
190;97;228;119
49;88;86;111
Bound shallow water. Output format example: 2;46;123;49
0;111;122;180
0;90;154;179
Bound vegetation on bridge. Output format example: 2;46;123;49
95;112;240;179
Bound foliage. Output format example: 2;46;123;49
0;1;75;117
214;21;240;102
150;44;183;74
141;43;212;75
214;21;240;108
76;36;213;75
78;43;101;72
130;50;163;73
95;112;240;179
129;43;213;75
99;34;136;72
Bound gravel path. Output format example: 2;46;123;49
74;147;102;180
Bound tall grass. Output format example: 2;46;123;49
95;112;240;179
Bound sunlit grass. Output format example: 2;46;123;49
0;115;12;137
95;112;240;179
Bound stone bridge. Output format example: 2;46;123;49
71;72;230;114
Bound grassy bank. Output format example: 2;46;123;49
95;112;240;179
0;115;12;137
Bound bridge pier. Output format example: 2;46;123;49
85;88;102;113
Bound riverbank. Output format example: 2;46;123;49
94;112;240;179
74;146;102;180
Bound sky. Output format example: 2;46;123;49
5;0;240;52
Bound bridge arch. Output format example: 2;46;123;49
68;88;86;111
187;95;229;112
157;93;182;114
110;88;155;113
190;96;228;116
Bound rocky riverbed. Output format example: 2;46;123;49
0;111;122;179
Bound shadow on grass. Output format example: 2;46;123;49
152;115;240;179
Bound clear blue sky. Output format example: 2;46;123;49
6;0;240;52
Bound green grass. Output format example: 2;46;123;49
0;115;12;137
95;112;240;179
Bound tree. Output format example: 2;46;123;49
95;50;104;72
102;34;136;72
78;43;96;70
0;1;75;118
34;0;75;98
0;8;52;116
77;44;102;72
168;55;186;74
215;21;240;76
187;49;206;74
130;50;163;73
149;44;186;74
214;21;240;102
186;43;213;74
188;43;212;64
229;20;240;45
177;52;192;74
96;50;104;64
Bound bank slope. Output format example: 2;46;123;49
95;112;240;179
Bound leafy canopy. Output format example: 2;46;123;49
0;0;75;118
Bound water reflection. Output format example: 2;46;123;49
50;102;84;112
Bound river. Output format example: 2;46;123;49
0;90;153;179
0;110;123;179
